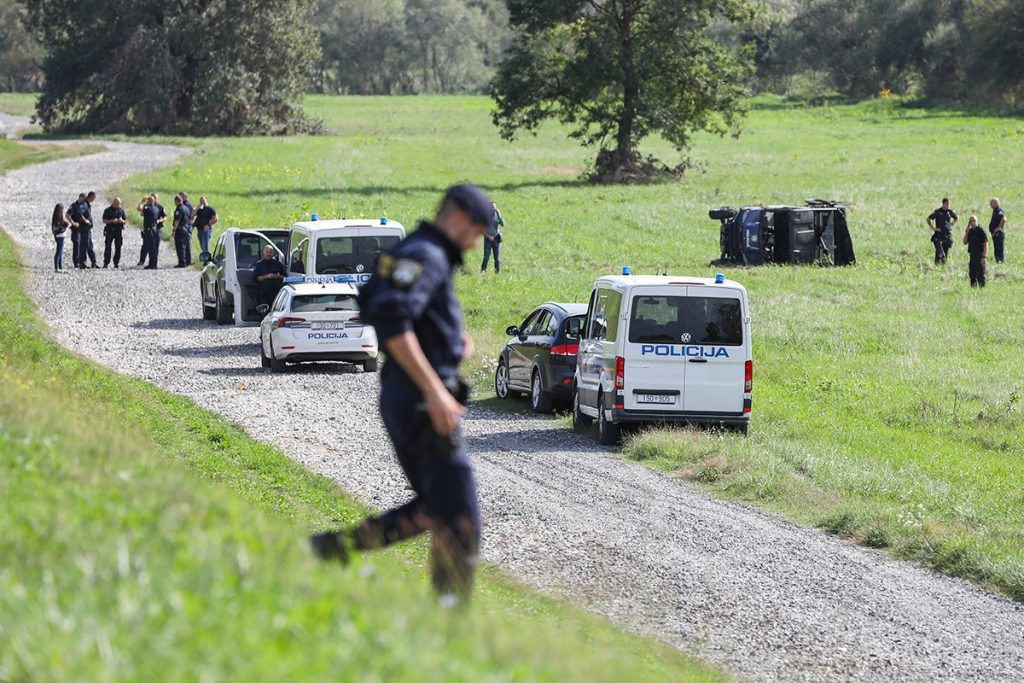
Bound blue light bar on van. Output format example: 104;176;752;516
380;216;388;225
715;273;726;283
311;213;319;221
622;266;632;275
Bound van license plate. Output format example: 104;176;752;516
637;394;675;405
311;321;344;330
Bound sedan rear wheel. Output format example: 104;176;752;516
494;359;520;399
260;335;271;368
531;370;554;414
270;344;287;373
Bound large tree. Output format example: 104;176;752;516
21;0;319;135
490;0;756;183
0;0;43;92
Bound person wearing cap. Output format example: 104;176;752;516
310;184;491;607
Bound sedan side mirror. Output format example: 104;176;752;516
505;325;519;337
199;251;212;264
256;304;270;316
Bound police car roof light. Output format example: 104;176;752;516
311;213;319;221
380;216;388;225
622;266;633;276
715;273;726;284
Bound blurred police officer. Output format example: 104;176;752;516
926;197;958;265
253;244;286;307
102;197;127;268
989;198;1007;263
964;215;989;287
310;184;491;607
137;195;165;269
172;194;193;267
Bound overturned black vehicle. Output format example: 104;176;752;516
710;200;856;266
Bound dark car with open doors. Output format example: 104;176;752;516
495;302;587;413
200;228;290;326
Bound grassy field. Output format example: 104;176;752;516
102;94;1024;601
0;92;37;118
0;217;719;676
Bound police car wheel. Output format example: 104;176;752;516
597;393;621;446
531;370;554;414
494;359;520;399
572;387;593;430
363;357;379;373
260;338;271;368
269;346;287;373
215;288;231;325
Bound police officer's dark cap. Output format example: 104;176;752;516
443;184;492;227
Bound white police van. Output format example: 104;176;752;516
286;217;405;285
259;277;378;373
573;271;753;445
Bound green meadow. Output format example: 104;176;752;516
0;138;718;680
106;94;1024;599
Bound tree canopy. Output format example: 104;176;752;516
490;0;756;183
22;0;319;135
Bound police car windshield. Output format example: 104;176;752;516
628;295;743;346
315;236;401;275
291;294;358;313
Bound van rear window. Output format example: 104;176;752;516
629;296;743;346
315;235;401;275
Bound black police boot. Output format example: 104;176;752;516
309;531;350;564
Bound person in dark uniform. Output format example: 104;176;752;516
172;195;193;267
137;195;165;269
193;196;218;256
80;191;99;268
964;215;989;287
310;184;492;606
989;198;1007;263
253;244;287;307
102;197;127;268
926;197;958;265
67;193;85;268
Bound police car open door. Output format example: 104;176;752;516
625;286;746;415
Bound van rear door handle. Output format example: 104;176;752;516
687;358;708;363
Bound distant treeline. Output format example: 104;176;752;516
2;0;1021;107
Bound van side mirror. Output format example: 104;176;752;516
199;251;211;264
505;325;519;337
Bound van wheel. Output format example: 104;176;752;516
494;359;520;399
572;386;593;431
215;287;232;325
597;393;621;446
363;357;379;373
260;336;271;368
202;285;216;321
531;369;554;414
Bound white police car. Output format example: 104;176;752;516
573;271;753;444
259;276;378;373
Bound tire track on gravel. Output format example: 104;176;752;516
2;138;1023;682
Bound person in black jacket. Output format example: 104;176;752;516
963;215;989;287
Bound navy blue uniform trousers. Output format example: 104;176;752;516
360;380;481;597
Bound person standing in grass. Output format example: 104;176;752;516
480;201;504;273
926;197;958;265
51;203;69;273
193;196;218;256
964;215;989;287
989;198;1007;263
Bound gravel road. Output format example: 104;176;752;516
2;137;1023;682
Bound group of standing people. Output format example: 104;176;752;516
50;192;218;272
926;197;1007;287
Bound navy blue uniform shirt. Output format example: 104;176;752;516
990;207;1006;234
81;200;94;226
967;226;989;254
929;207;957;232
103;206;126;229
141;203;162;229
174;203;192;231
68;200;86;226
358;221;465;382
